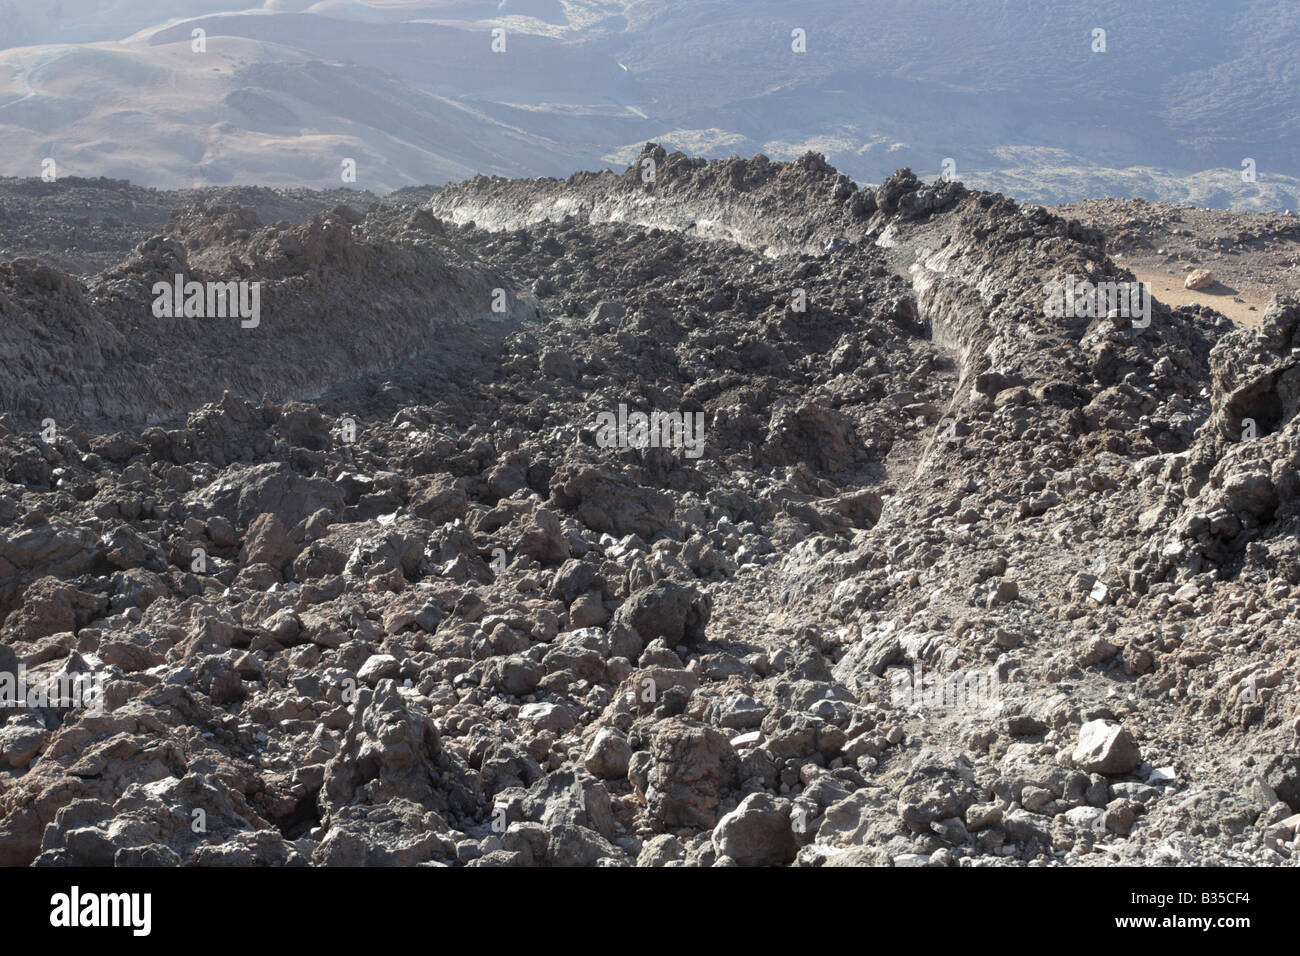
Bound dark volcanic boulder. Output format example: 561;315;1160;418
186;461;344;529
613;580;712;647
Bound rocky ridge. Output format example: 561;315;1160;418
1;146;1298;867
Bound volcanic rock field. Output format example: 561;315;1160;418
1;147;1298;867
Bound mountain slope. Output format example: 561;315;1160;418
1;1;1298;203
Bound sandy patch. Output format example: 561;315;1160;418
1129;267;1268;327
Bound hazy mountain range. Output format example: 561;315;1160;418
1;0;1298;208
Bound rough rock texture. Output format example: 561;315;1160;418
1071;721;1142;775
2;148;1299;868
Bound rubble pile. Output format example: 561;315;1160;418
1;146;1297;867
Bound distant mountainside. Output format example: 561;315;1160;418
0;0;1297;208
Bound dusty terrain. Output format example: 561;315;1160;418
1;148;1299;867
1056;199;1300;327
